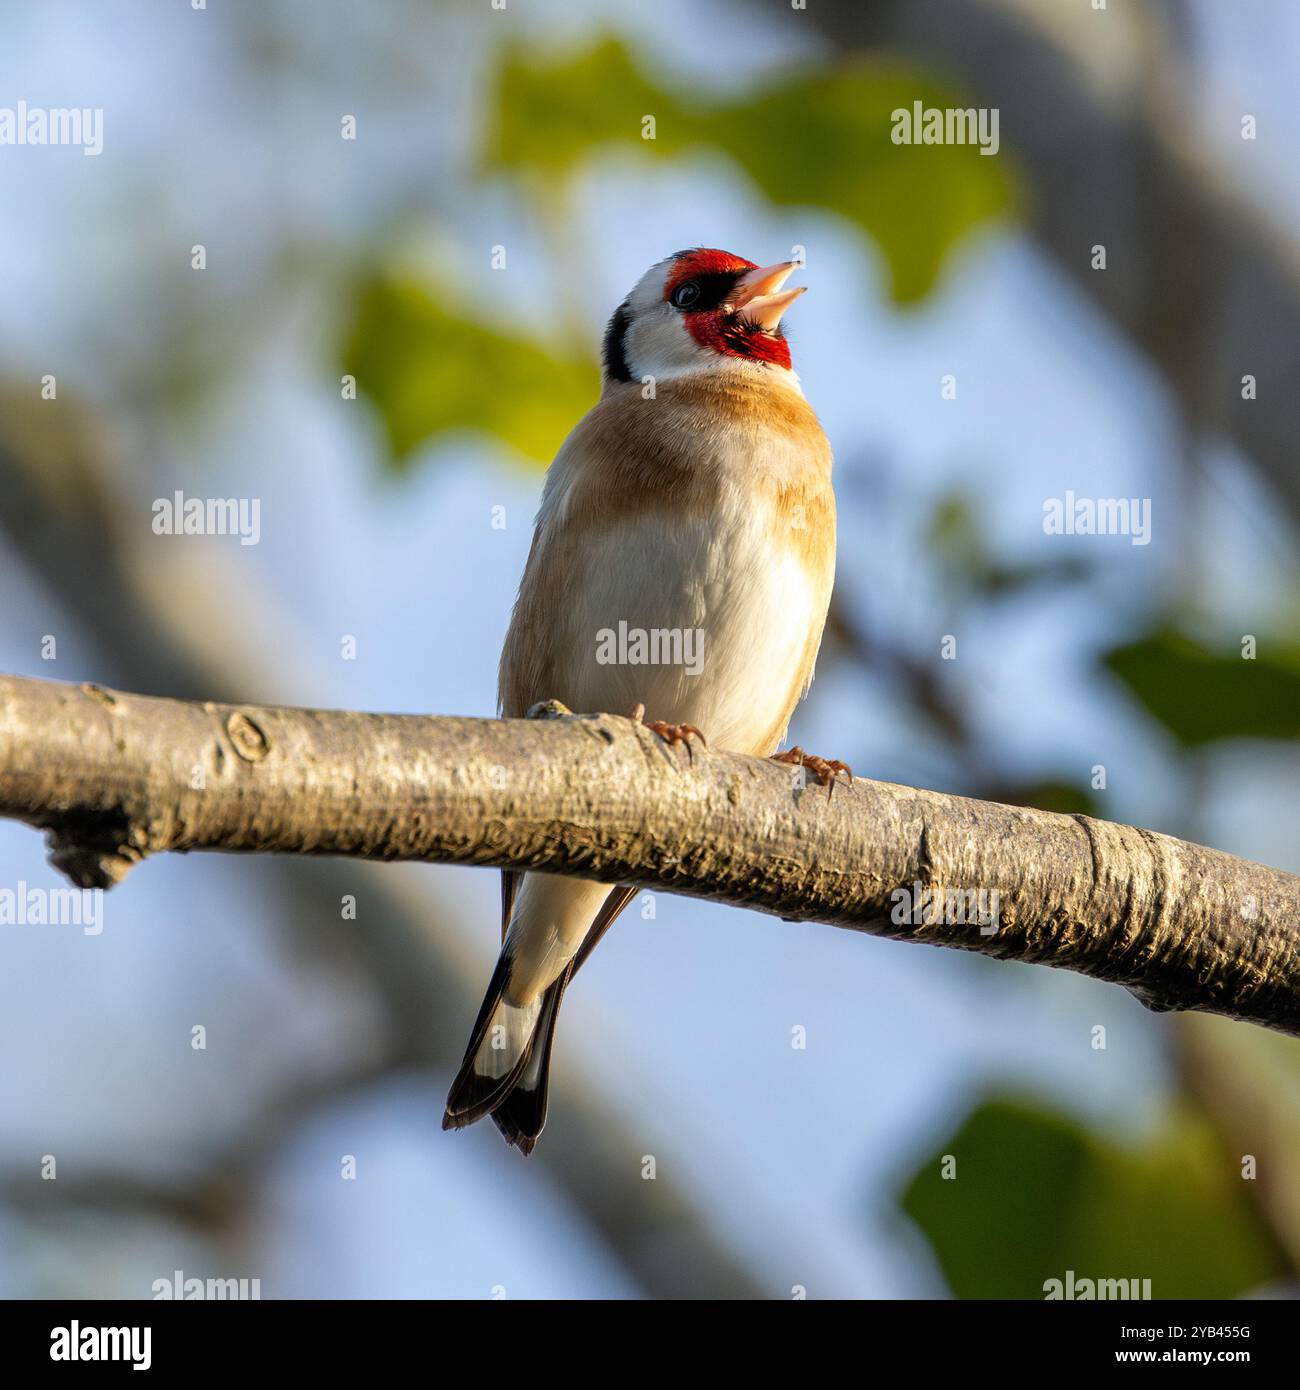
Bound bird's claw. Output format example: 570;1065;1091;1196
771;746;853;799
629;703;707;764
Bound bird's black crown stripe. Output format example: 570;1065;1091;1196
602;299;632;382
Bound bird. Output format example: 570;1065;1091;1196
442;247;844;1154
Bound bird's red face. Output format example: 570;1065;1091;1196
662;249;803;371
602;248;806;385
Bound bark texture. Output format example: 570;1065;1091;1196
2;673;1298;1035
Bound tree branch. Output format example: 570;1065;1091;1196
3;673;1298;1036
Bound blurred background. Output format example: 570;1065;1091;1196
1;0;1298;1299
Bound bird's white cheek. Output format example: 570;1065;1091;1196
623;312;715;381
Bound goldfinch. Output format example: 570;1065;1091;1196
443;248;841;1153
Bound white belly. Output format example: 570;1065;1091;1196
555;495;821;754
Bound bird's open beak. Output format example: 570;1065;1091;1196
728;261;806;331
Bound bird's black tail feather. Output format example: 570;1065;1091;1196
490;966;572;1155
445;884;638;1154
442;952;541;1130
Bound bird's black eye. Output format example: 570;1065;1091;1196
671;281;701;309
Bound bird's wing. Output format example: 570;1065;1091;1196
499;869;520;944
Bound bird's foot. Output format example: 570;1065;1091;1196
526;699;573;721
629;703;707;764
771;746;853;799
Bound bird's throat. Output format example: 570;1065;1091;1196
686;311;792;371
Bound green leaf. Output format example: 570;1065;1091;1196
485;37;696;177
485;38;1019;304
1102;628;1300;747
341;276;599;470
1178;1015;1300;1262
706;68;1016;304
900;1096;1284;1300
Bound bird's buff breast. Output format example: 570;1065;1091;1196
549;476;832;755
